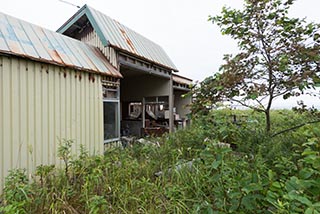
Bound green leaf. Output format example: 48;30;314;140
242;183;263;194
299;168;314;179
211;160;221;169
271;181;282;190
287;191;313;206
305;207;314;214
268;169;275;181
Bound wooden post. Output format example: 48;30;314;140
169;75;174;133
142;97;146;128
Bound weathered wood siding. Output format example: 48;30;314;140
77;26;118;68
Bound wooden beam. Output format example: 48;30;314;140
119;56;171;79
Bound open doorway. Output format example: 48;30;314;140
120;65;171;137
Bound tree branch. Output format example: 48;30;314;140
271;120;320;137
229;98;265;113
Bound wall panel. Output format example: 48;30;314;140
0;56;104;192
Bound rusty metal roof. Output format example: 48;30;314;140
0;12;122;78
57;5;178;71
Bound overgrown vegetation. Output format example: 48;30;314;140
1;1;320;212
1;109;320;213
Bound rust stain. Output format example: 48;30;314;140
49;49;64;64
115;21;136;54
88;74;95;82
0;12;123;78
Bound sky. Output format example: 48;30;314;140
1;0;319;108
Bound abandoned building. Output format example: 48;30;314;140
57;5;192;141
0;5;192;190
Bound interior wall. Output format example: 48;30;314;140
120;74;170;102
174;90;192;120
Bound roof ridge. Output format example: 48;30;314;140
57;4;178;71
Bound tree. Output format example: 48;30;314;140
192;0;320;132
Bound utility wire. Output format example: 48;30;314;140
58;0;80;8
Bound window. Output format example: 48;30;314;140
101;77;120;142
103;86;118;99
103;101;119;141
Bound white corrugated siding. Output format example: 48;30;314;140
0;55;104;192
79;28;118;69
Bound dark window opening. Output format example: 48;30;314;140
103;102;119;141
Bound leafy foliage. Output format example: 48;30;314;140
192;0;320;131
1;110;320;213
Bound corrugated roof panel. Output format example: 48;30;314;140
43;29;74;65
6;15;39;59
81;44;105;73
102;16;127;51
60;31;98;70
31;25;64;63
54;31;84;67
0;11;122;78
85;5;178;71
84;45;118;77
0;25;9;51
173;74;193;85
25;24;52;61
0;13;24;55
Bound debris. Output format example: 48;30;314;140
137;138;160;147
155;159;198;177
121;136;135;148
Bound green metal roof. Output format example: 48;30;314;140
57;5;178;71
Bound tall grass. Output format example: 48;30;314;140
1;109;320;213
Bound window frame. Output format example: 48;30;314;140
103;87;121;144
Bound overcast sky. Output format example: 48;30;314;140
1;0;319;108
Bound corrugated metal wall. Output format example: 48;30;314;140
78;26;118;69
0;55;104;191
